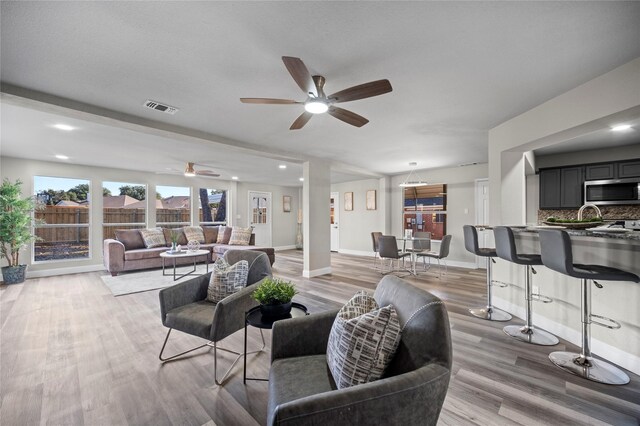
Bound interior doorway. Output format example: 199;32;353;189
248;191;272;247
330;192;339;252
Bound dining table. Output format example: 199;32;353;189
397;236;431;275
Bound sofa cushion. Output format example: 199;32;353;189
229;226;252;245
183;226;205;243
268;354;336;419
115;229;145;250
202;226;219;244
165;300;216;340
326;291;402;389
124;246;169;261
163;228;187;246
140;228;167;248
206;258;249;303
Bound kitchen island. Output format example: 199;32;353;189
478;226;640;376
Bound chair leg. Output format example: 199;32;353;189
159;328;266;386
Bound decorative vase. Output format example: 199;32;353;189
187;240;200;252
170;242;178;252
260;302;293;319
1;265;27;284
295;223;303;250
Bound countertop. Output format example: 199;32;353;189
476;225;640;241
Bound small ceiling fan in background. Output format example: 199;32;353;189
241;56;393;130
183;162;220;177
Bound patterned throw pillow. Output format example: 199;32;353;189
216;226;229;244
326;291;402;389
206;258;249;303
229;227;252;246
183;226;205;243
139;228;166;248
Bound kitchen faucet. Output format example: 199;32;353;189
577;203;602;221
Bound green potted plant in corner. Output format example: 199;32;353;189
252;278;298;319
0;179;42;284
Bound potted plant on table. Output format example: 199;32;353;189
252;278;298;319
0;179;42;284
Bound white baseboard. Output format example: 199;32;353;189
26;264;105;279
338;249;375;257
493;296;640;376
335;249;477;270
273;245;297;251
303;266;332;278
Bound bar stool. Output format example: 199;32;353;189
538;229;639;385
463;225;512;321
494;226;558;346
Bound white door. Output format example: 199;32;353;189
248;191;272;247
330;192;339;252
475;179;490;268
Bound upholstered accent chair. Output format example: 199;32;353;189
267;275;452;425
158;250;272;385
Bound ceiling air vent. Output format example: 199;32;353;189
143;100;179;115
458;162;479;167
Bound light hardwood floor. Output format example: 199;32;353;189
1;250;639;425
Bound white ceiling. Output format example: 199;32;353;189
1;2;640;183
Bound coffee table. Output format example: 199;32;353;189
244;302;309;383
159;249;210;281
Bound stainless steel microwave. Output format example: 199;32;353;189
584;178;640;205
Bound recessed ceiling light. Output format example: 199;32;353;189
53;124;75;131
299;177;304;182
231;176;239;180
279;164;287;169
55;154;69;160
611;124;632;132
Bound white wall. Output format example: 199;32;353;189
235;182;299;249
0;156;298;274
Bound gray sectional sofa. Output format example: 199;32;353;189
103;226;275;276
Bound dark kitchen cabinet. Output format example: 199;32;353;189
585;163;615;180
539;169;561;209
618;160;640;178
560;167;584;208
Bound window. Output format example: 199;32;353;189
156;185;190;229
403;184;447;240
34;176;91;262
102;182;147;240
198;188;227;225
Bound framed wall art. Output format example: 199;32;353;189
283;195;291;212
344;192;353;211
366;190;376;210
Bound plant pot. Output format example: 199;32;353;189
2;265;27;284
260;302;292;319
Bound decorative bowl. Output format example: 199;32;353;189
542;221;603;229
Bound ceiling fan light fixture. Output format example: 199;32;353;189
184;162;196;177
304;100;328;114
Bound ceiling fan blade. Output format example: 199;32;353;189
328;79;392;103
282;56;318;97
290;112;313;130
240;98;300;104
328;107;369;127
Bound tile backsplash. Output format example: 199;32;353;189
538;205;640;223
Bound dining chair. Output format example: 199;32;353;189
404;231;431;272
417;235;452;279
371;231;383;269
378;235;411;275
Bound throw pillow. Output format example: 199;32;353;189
206;258;250;303
229;227;252;246
162;228;187;246
115;229;145;250
183;226;205;243
326;291;402;389
139;228;167;248
203;226;219;244
216;226;228;244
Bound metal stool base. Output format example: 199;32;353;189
549;351;629;385
469;307;512;322
503;325;559;346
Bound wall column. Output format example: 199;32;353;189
303;160;331;277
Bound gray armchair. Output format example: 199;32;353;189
267;275;452;425
158;250;272;385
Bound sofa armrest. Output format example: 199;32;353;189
209;277;266;342
269;363;451;426
271;308;339;363
158;273;211;326
103;239;125;275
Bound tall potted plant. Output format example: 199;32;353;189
0;179;41;284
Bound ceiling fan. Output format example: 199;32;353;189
241;56;393;130
183;162;220;177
